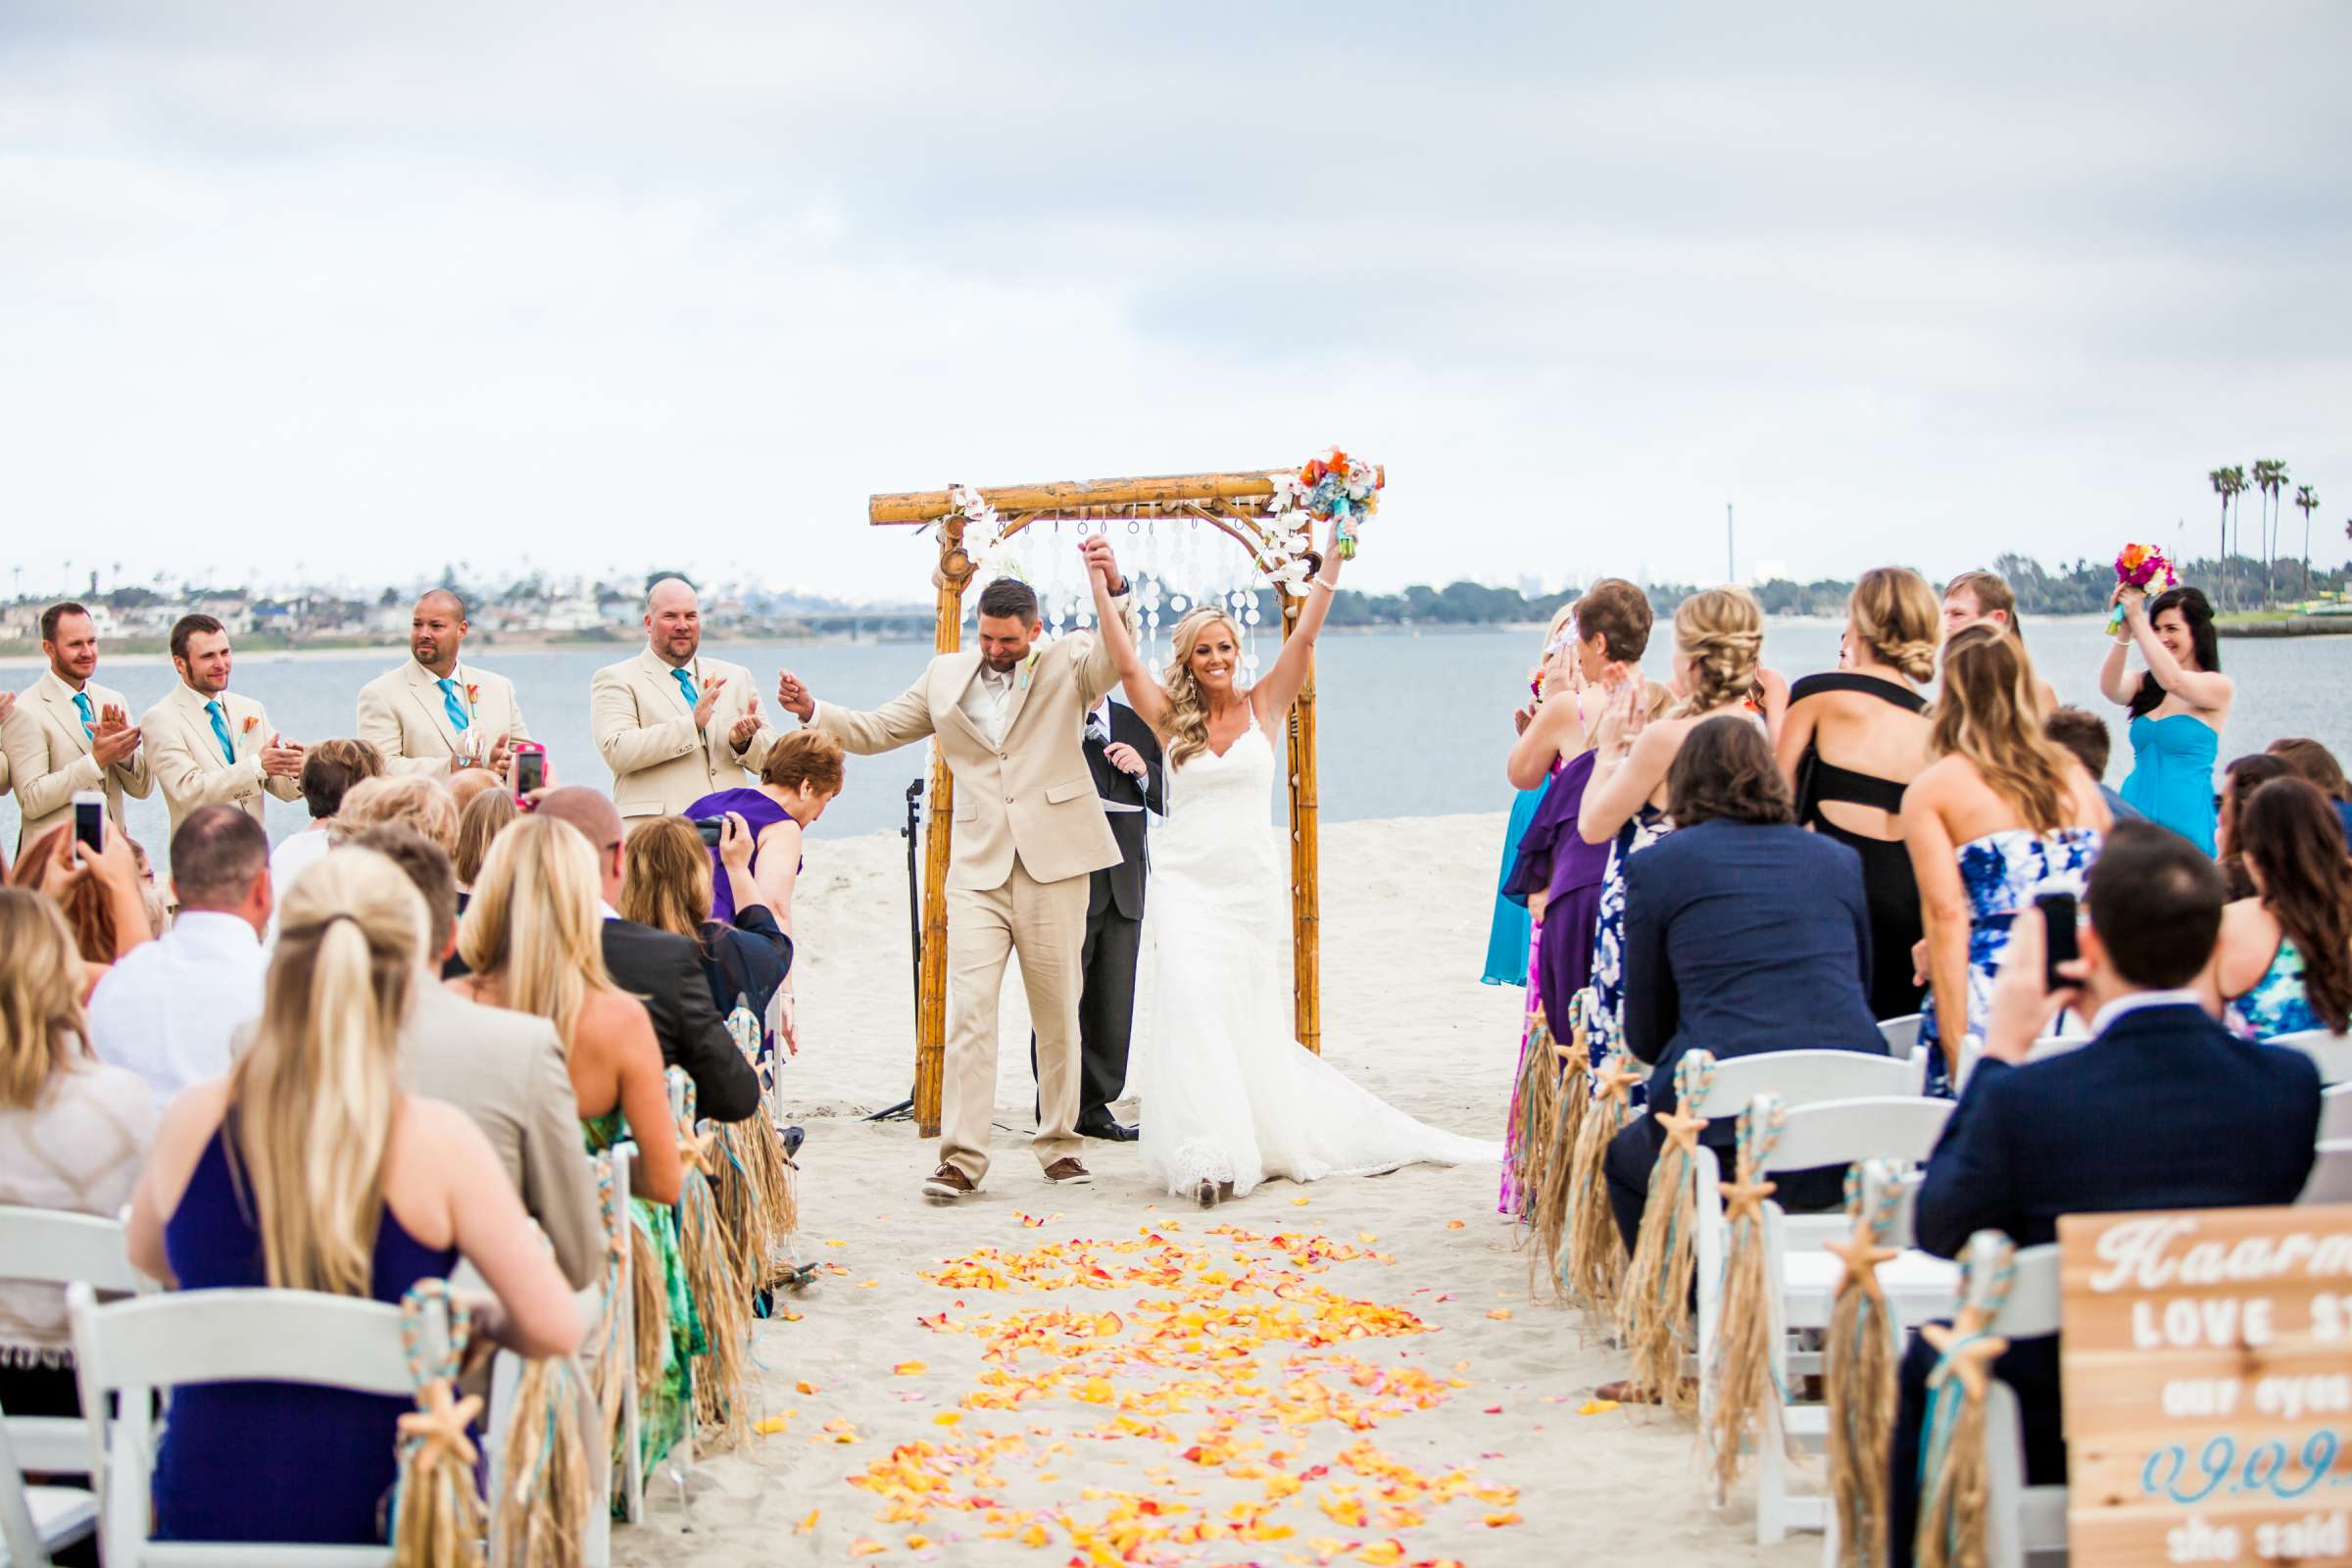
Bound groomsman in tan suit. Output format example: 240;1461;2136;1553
141;613;305;837
775;538;1137;1200
3;602;151;855
590;578;778;828
355;590;529;780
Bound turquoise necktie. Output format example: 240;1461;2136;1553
672;667;701;712
204;699;236;764
436;677;470;732
72;691;94;737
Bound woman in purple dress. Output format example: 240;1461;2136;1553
685;730;847;928
1494;579;1651;1212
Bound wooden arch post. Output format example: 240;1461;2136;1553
869;469;1367;1135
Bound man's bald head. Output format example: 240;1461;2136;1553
410;589;470;676
644;576;703;666
534;786;626;904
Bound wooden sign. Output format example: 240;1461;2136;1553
2061;1204;2352;1565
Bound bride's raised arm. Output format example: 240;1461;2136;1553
1250;522;1343;724
1085;543;1174;732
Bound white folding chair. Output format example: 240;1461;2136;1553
68;1283;425;1567
1877;1014;1923;1057
2302;1139;2352;1205
1979;1243;2067;1568
2272;1028;2352;1085
2320;1082;2352;1143
1954;1035;2085;1094
0;1204;153;1527
1;1406;95;1568
1694;1098;1959;1544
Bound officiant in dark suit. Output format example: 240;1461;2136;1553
1034;695;1164;1140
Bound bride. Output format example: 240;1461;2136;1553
1082;526;1500;1206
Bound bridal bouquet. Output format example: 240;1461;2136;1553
1267;447;1383;560
2107;542;2178;632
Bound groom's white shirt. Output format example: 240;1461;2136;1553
961;664;1016;752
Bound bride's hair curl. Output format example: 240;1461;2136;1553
1159;606;1247;769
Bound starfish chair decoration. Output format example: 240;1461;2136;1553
1823;1160;1904;1307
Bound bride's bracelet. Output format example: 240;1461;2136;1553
1310;576;1338;596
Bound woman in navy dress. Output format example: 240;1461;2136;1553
125;848;583;1545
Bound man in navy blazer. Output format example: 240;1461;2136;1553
1889;823;2322;1566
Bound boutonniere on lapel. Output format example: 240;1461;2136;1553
465;683;481;708
240;715;260;735
1016;649;1043;691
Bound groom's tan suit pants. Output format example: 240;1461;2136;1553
942;857;1089;1183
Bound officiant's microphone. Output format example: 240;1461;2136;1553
865;776;927;1125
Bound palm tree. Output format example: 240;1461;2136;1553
2297;483;2321;602
2211;466;2233;607
2252;459;2287;608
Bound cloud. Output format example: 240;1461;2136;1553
1;1;2347;602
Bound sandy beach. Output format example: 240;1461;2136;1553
613;811;1813;1567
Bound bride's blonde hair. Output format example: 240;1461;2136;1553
1159;606;1248;769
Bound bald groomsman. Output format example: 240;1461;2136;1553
356;590;530;780
141;613;305;837
591;577;779;828
4;602;151;855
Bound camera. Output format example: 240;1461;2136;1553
693;816;725;848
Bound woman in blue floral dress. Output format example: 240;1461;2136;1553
1903;623;2112;1095
2213;775;2352;1042
1581;588;1769;1073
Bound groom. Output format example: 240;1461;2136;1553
775;538;1137;1200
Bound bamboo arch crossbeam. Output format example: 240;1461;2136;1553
870;467;1356;1135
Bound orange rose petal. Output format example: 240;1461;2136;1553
1486;1308;1511;1320
849;1541;887;1557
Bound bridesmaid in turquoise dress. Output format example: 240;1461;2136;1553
1482;785;1545;986
2100;583;2231;855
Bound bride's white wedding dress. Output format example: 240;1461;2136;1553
1131;713;1501;1200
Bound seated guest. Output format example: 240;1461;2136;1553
683;728;846;930
1890;823;2321;1566
125;848;581;1545
533;786;761;1123
451;814;694;1471
2268;736;2352;842
447;761;507;815
442;786;517;980
332;772;459;856
10;819;153;997
621;814;794;1066
2044;707;2142;827
1602;714;1886;1253
0;890;159;1420
2215;777;2352;1041
270;738;384;902
87;807;271;1101
2216;752;2292;899
339;823;606;1291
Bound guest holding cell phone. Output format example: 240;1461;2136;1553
8;814;155;1000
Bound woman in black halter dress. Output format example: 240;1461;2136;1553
1777;569;1942;1019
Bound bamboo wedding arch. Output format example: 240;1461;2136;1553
869;468;1375;1135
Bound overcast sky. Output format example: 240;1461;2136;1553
4;3;2347;602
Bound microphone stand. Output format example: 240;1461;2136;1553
864;775;926;1123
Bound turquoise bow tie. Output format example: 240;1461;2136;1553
672;668;701;710
205;699;236;764
436;676;470;732
72;691;95;737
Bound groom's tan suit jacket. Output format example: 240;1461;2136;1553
808;598;1136;891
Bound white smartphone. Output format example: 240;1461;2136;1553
72;790;106;857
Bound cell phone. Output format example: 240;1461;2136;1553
73;791;106;856
511;741;546;798
2034;893;2080;992
692;815;725;848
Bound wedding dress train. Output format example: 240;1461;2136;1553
1131;714;1500;1200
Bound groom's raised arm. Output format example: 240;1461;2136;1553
806;673;937;756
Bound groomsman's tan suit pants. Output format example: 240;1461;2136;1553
941;858;1088;1184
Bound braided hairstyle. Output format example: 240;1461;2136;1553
1669;587;1764;718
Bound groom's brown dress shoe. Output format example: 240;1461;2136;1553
922;1163;976;1200
1043;1157;1094;1185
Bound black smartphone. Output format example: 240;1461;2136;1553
73;791;106;856
2034;893;2080;992
693;816;725;848
511;741;546;798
